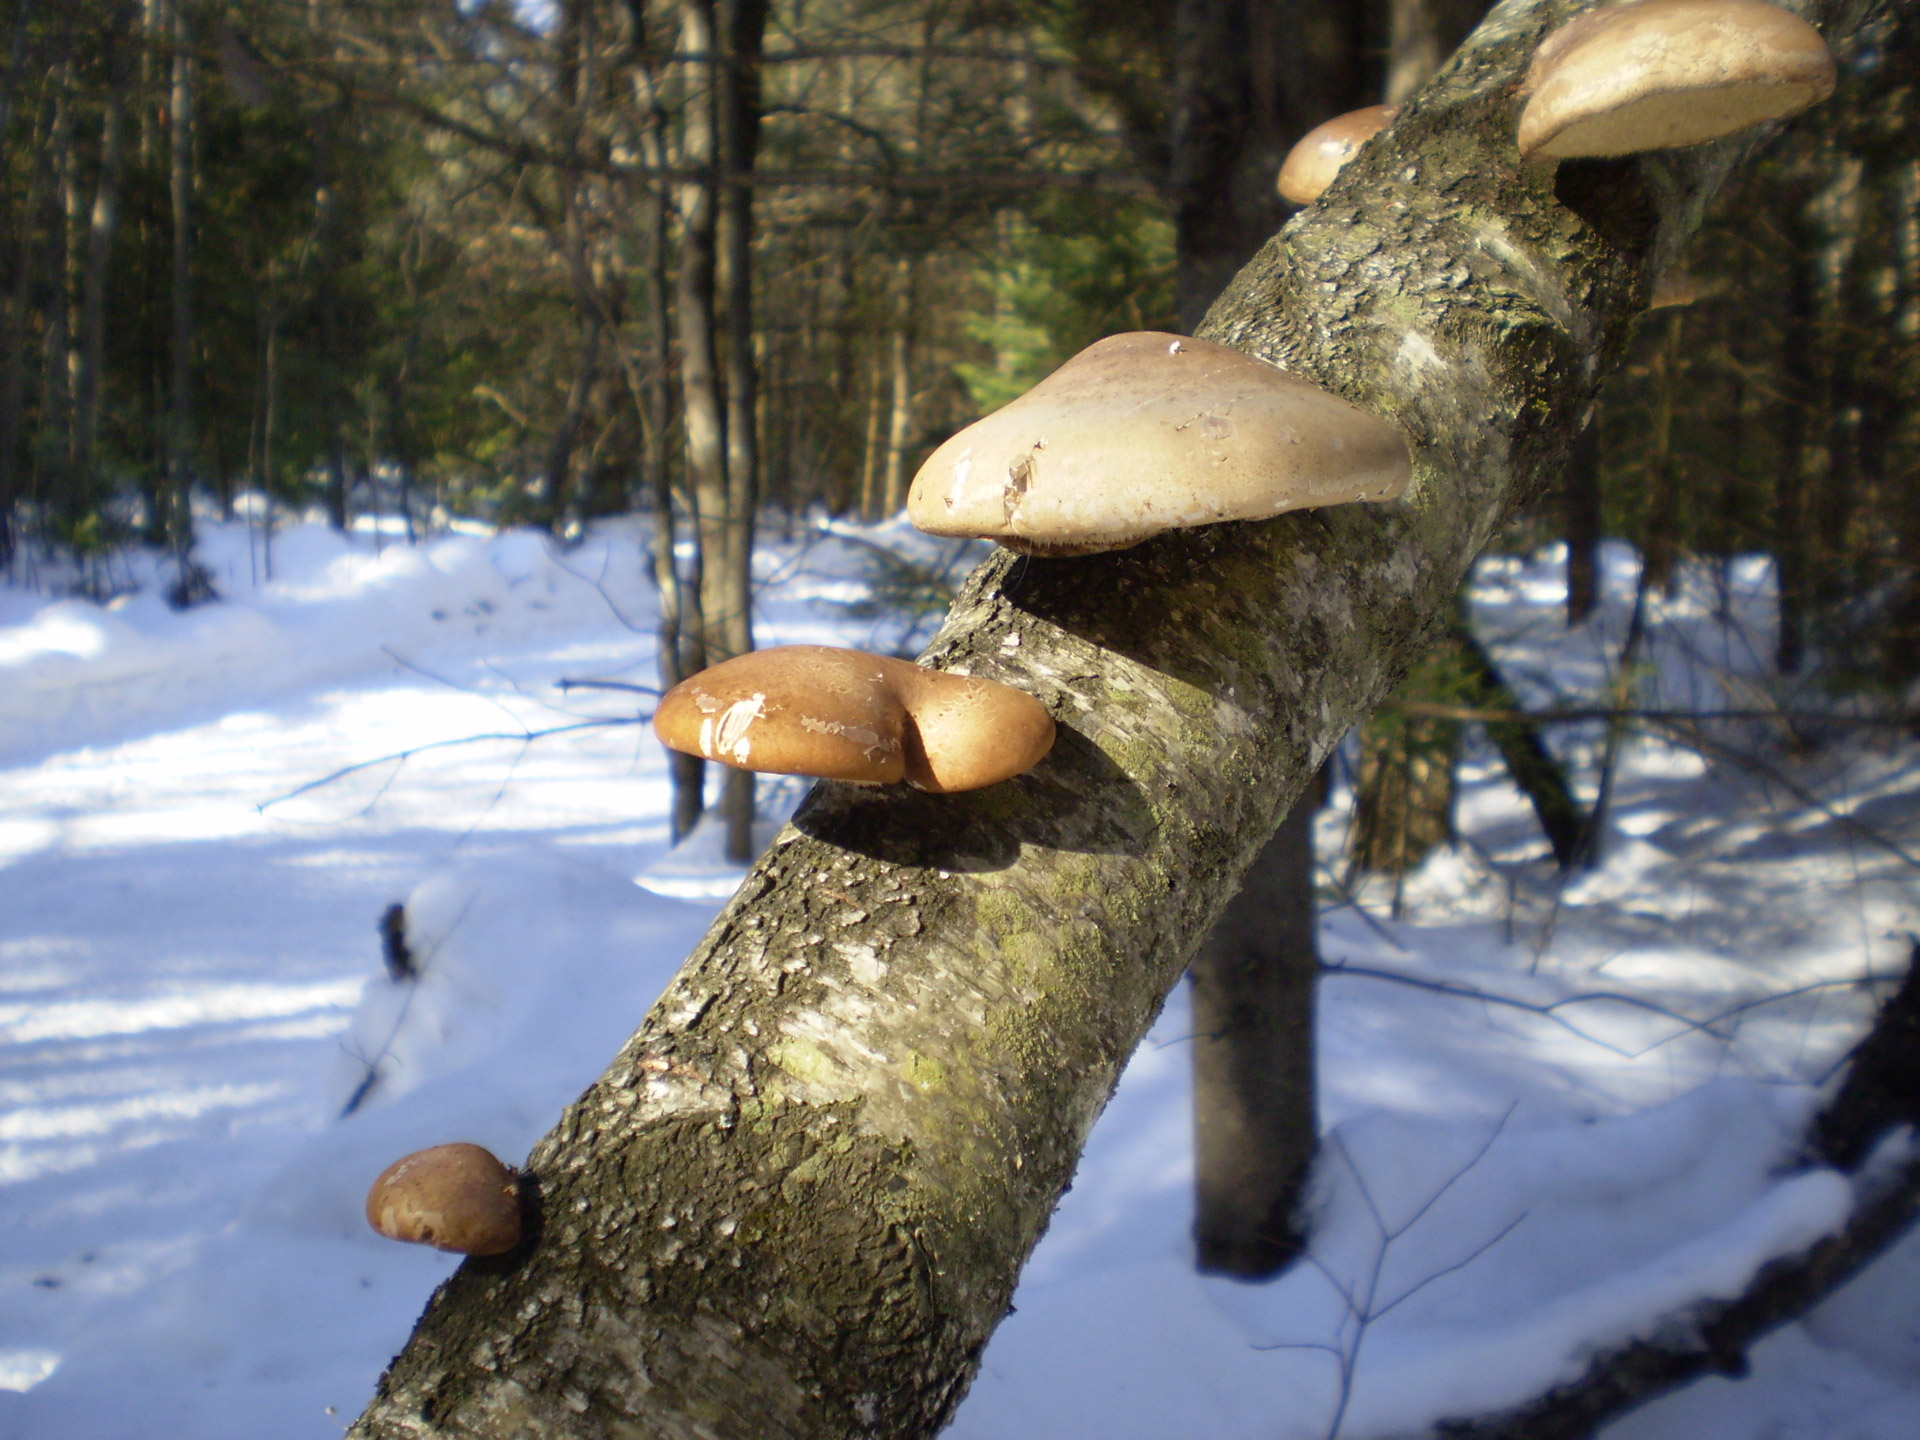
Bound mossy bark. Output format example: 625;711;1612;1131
348;2;1871;1436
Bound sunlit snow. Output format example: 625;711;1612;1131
0;516;1916;1439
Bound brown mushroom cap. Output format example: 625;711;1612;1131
907;332;1411;554
1518;0;1836;161
1277;105;1398;206
1648;268;1699;309
366;1143;521;1256
652;645;1054;793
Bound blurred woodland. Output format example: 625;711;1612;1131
2;0;1918;839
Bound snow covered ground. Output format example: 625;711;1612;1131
0;514;1916;1440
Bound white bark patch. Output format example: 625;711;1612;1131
836;940;886;986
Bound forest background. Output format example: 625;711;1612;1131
8;0;1918;781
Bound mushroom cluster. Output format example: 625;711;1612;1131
1518;0;1835;160
652;645;1055;793
366;1143;522;1256
906;332;1410;554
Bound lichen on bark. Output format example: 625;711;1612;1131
349;2;1871;1436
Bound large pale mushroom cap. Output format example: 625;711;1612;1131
653;646;1054;793
907;332;1410;554
366;1143;521;1256
1277;105;1398;206
1518;0;1836;160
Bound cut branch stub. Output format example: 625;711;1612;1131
652;645;1055;793
1277;105;1399;206
906;332;1412;554
1518;0;1836;161
365;1143;521;1257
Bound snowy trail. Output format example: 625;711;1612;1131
1;519;1917;1439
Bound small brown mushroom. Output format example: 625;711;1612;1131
907;332;1410;554
1277;105;1398;206
1518;0;1836;161
1648;268;1699;309
365;1143;521;1256
652;645;1054;793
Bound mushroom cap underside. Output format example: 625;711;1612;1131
1519;0;1836;159
907;332;1410;552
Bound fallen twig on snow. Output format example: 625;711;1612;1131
1403;942;1920;1440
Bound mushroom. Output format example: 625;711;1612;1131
1648;268;1699;309
652;645;1055;793
906;332;1411;554
1518;0;1836;161
366;1143;522;1256
1277;105;1398;206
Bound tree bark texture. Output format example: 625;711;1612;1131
1169;0;1372;330
1190;766;1323;1275
715;0;767;863
349;2;1874;1436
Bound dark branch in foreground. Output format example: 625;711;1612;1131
1416;942;1920;1440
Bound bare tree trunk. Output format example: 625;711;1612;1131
1171;0;1371;1282
75;12;131;494
1639;311;1683;595
624;0;707;841
347;3;1876;1433
858;351;883;519
0;73;56;556
167;0;193;553
1190;765;1324;1274
712;0;768;862
1385;0;1487;104
676;0;734;845
1564;412;1601;624
881;257;914;516
1777;247;1816;675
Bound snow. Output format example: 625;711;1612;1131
2;518;1919;1438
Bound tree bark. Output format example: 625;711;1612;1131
1190;765;1324;1275
625;0;707;841
714;0;767;863
167;0;193;550
348;3;1876;1435
74;12;130;496
1387;0;1490;104
1563;409;1601;623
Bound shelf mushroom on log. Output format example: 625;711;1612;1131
365;1143;522;1257
906;331;1412;555
1518;0;1836;160
1276;105;1398;206
652;645;1055;793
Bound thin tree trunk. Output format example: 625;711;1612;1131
676;0;730;717
1171;0;1371;1283
0;75;56;554
858;352;883;519
1564;414;1601;624
167;0;193;553
624;0;707;840
348;3;1874;1432
881;258;914;516
713;0;767;862
1777;247;1816;675
1386;0;1487;103
1639;311;1683;596
75;13;130;493
1190;764;1324;1275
